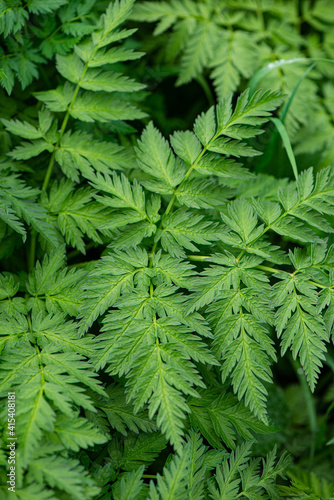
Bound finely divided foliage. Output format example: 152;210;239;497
0;0;334;498
132;0;334;170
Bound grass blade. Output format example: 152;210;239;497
270;117;298;180
248;57;334;94
256;64;316;172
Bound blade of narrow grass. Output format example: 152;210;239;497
256;63;316;172
280;63;316;122
248;57;334;94
271;117;299;180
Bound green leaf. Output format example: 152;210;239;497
90;172;148;217
1;118;43;139
95;384;157;435
188;389;274;449
136;122;185;188
272;261;328;391
112;467;145;500
170;130;202;165
0;172;58;246
126;341;203;453
177;22;220;85
27;0;67;14
159;209;220;258
34;83;75;112
108;432;167;472
8;139;54;160
81;68;145;93
56;131;129;181
54;414;108;452
78;248;150;334
29;454;95;500
207;442;253;500
42;179;112;253
0;199;26;240
149;442;191;499
210;31;259;100
26;245;85;316
100;0;137;37
70;92;146;122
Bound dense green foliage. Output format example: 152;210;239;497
132;0;334;172
0;0;334;498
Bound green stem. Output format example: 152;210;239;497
29;80;85;267
324;352;334;372
195;74;214;106
187;254;209;262
42;151;56;191
28;230;37;272
290;357;317;469
308;280;328;290
68;260;98;270
93;446;109;467
42;77;84;192
256;0;265;30
67;241;96;260
0;53;14;61
254;264;284;274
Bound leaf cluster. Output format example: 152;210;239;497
132;0;334;171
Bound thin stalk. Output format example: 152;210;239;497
42;78;85;192
187;254;209;262
195;74;214;106
28;230;37;272
290;357;317;469
256;0;265;30
42;150;57;191
254;264;283;274
68;260;98;270
67;242;96;261
324;352;334;372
